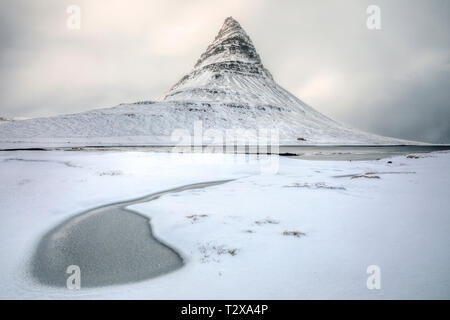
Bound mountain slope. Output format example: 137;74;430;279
0;17;418;147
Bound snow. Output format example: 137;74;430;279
0;17;424;148
0;99;421;149
0;150;449;299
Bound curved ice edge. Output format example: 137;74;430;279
29;179;233;288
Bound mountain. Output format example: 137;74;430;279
0;17;417;148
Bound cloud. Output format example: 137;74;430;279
296;73;344;104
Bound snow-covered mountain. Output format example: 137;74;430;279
0;17;417;147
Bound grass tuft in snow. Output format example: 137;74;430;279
284;182;346;190
198;243;239;263
283;231;306;238
98;170;123;176
254;218;279;225
186;214;208;223
350;175;381;179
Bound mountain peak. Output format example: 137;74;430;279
193;17;263;69
217;16;243;36
164;17;274;102
222;16;240;29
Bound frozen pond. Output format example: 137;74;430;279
31;180;230;288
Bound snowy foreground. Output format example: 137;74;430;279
0;150;449;299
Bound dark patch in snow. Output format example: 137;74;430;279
334;171;416;178
350;175;381;179
18;179;32;186
283;231;306;238
3;158;80;168
254;218;279;225
186;214;208;223
198;242;238;263
284;182;346;190
98;170;123;176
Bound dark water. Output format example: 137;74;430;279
276;145;450;161
63;145;450;161
31;180;231;288
3;144;449;161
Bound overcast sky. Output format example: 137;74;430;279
0;0;449;143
